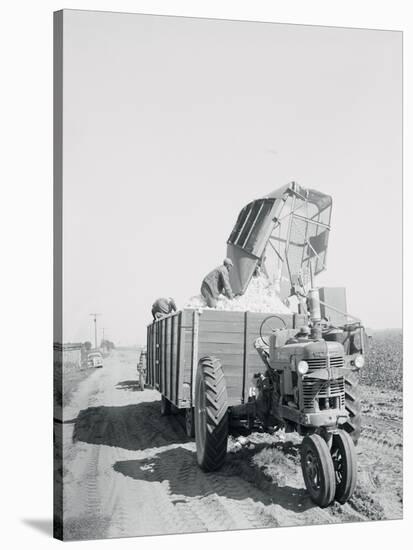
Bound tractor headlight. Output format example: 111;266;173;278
297;360;309;375
353;354;365;368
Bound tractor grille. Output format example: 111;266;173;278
306;356;344;371
302;377;345;412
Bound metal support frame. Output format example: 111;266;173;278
190;310;200;404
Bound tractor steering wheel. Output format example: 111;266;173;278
259;315;288;346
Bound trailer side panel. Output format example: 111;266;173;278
197;310;245;405
147;308;295;409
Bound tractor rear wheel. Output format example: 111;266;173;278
343;372;362;445
194;356;228;471
301;434;336;507
331;430;357;504
160;395;171;416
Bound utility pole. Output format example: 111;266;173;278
89;313;101;349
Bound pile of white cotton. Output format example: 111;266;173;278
186;274;291;314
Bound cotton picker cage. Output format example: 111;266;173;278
226;181;332;302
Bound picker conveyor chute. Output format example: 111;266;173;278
226;181;332;300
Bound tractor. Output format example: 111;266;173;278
198;182;366;507
147;182;366;508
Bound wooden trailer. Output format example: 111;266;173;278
146;308;305;410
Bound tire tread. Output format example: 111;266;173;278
195;356;228;471
343;372;362;445
301;434;336;507
333;430;357;504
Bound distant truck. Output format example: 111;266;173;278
87;350;103;368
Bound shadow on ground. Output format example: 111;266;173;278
115;379;144;392
71;401;190;451
22;518;53;537
113;444;315;513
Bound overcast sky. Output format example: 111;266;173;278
61;10;402;345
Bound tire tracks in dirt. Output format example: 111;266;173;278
353;403;403;520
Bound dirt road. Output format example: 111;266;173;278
62;349;402;540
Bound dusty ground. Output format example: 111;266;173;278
62;349;403;540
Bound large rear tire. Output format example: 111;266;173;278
331;430;357;504
194;356;228;471
343;372;362;445
301;434;336;507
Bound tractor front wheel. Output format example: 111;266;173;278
301;434;336;507
194;356;228;471
331;430;357;504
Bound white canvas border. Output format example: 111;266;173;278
0;1;410;549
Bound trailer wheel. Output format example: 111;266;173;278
194;356;228;471
185;408;195;438
343;372;362;445
160;395;171;416
331;430;357;504
301;434;336;507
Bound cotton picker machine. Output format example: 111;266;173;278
225;181;366;506
146;181;367;508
